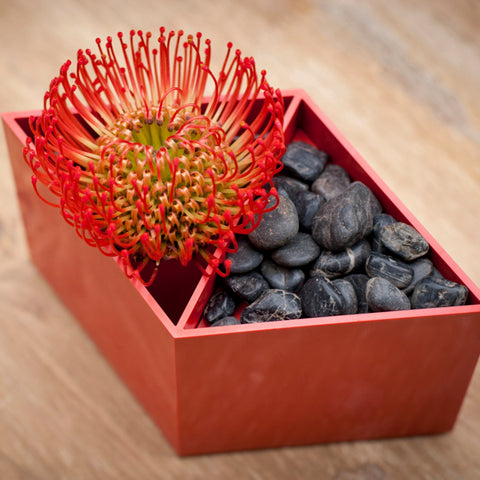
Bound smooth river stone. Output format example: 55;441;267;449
312;181;379;251
294;190;326;231
240;289;303;324
411;277;469;309
224;272;269;303
372;213;396;253
271;232;321;268
273;175;309;201
260;259;305;292
281;141;328;183
403;258;434;295
298;276;347;317
311;163;351;200
203;291;236;323
344;273;370;313
365;252;414;289
366;277;411;312
373;213;396;236
211;316;241;327
332;278;358;314
248;194;299;250
310;239;371;279
226;236;264;274
378;222;429;261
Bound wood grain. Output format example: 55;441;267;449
1;0;479;478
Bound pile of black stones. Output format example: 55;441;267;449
203;141;469;326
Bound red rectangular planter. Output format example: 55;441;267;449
3;89;480;455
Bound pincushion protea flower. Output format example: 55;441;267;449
24;29;285;284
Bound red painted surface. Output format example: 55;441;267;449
4;90;480;455
3;110;183;451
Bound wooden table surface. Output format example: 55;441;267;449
1;0;479;478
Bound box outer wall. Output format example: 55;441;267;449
3;112;184;452
3;90;480;456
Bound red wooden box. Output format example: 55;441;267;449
3;89;480;456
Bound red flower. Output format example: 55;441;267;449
24;29;285;284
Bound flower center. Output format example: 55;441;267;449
91;104;237;264
100;105;201;149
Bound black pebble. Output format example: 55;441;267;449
271;232;321;268
298;276;347;317
403;258;434;295
366;277;411;311
260;259;305;292
211;316;241;327
332;278;358;314
378;222;429;261
203;291;236;323
312;181;378;251
344;273;370;313
249;194;299;250
373;213;396;237
226;236;264;274
310;239;371;279
273;175;309;201
224;272;269;303
294;190;326;231
365;252;414;289
311;163;351;200
281;141;328;183
411;277;469;309
372;213;396;253
240;289;303;323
